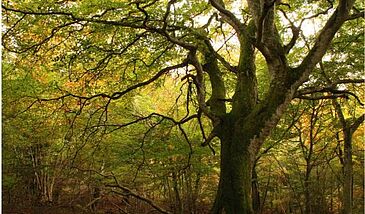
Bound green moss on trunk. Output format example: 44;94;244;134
211;116;254;214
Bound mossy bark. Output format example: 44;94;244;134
211;116;254;214
209;20;260;214
205;1;355;213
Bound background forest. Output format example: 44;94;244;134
2;0;364;214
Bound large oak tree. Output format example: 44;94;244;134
2;0;362;213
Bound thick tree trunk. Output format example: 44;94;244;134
205;1;355;213
211;141;253;213
211;117;254;214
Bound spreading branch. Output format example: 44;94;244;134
346;11;364;20
38;60;189;104
279;9;300;54
350;114;365;133
162;0;177;30
106;173;172;214
204;39;237;73
2;4;197;51
208;0;246;36
296;0;355;76
295;94;349;101
256;0;276;44
296;85;364;106
187;51;218;121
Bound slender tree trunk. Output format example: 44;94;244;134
172;172;183;214
186;170;193;214
304;169;312;214
331;102;364;214
342;129;353;214
252;166;261;213
192;173;200;214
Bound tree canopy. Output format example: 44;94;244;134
2;0;364;213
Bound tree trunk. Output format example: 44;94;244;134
342;129;353;214
204;1;356;213
172;171;183;214
331;102;364;214
304;172;312;214
211;117;254;214
252;167;261;213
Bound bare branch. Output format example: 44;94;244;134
187;51;217;121
88;112;199;149
135;2;149;26
153;28;196;50
111;63;189;100
3;20;80;54
346;11;364;20
107;173;172;214
2;4;197;51
295;94;349;101
201;131;217;147
204;39;237;73
162;0;177;30
256;0;276;44
332;79;365;85
296;0;355;76
2;13;26;42
208;0;246;36
296;81;364;106
350;114;365;133
2;5;76;17
39;60;189;104
279;9;300;54
299;1;334;26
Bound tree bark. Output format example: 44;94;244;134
211;116;254;214
207;49;353;213
331;98;364;214
1;0;358;213
252;167;261;213
342;130;352;214
204;1;355;213
172;171;183;214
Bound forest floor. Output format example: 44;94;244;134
3;205;82;214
